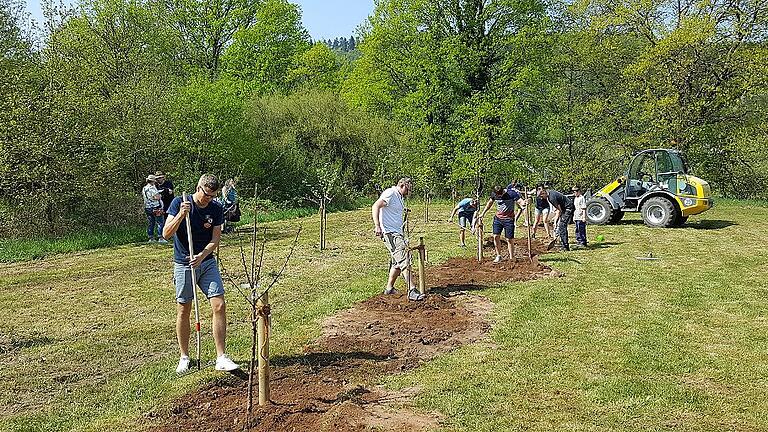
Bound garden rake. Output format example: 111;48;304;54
183;192;202;370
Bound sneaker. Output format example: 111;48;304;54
383;287;398;295
158;238;168;244
148;239;156;243
176;355;190;374
459;243;466;248
215;354;239;371
493;255;502;263
408;289;426;301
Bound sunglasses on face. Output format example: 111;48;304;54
198;187;218;198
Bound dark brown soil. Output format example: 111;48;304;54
482;236;552;256
428;255;560;291
153;293;492;432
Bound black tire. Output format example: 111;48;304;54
609;210;625;223
586;198;613;225
641;197;676;228
674;214;688;227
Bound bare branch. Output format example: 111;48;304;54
256;227;303;303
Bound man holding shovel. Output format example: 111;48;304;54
372;177;425;301
163;174;239;374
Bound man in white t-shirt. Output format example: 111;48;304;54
371;177;425;301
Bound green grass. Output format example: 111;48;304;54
1;200;767;431
0;225;147;263
0;199;372;263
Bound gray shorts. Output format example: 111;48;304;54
173;259;225;303
383;232;410;270
457;212;474;229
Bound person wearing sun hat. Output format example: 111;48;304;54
142;174;165;243
154;171;175;220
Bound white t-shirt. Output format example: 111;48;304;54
379;186;405;234
142;184;162;209
573;195;587;222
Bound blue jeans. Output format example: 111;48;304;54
144;208;165;239
575;220;587;245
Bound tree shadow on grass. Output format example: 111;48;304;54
540;256;583;264
271;351;391;369
610;219;736;230
582;241;623;250
685;220;736;230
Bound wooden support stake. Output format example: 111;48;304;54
257;292;270;406
319;199;326;250
476;222;483;263
247;287;257;417
417;237;426;295
524;190;532;261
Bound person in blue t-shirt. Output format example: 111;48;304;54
162;173;239;374
447;196;478;247
476;184;528;263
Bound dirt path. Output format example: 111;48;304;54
154;250;558;432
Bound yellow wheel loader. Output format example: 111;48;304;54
586;149;713;228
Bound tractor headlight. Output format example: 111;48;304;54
682;198;695;207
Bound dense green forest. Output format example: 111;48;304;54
1;0;766;237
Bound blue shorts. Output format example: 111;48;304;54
492;216;514;239
173;259;225;303
458;211;474;229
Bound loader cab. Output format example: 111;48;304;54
625;149;687;207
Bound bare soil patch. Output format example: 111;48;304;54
427;238;561;291
153;293;492;432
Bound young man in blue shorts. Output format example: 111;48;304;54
477;184;528;263
162;173;239;374
447;196;479;247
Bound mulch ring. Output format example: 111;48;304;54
152;292;493;432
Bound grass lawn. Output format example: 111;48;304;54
1;199;767;431
0;201;368;263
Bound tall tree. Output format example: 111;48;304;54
164;0;262;78
221;0;310;93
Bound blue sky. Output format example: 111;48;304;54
23;0;374;40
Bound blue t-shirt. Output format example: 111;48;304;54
168;196;224;264
490;184;521;219
457;198;477;214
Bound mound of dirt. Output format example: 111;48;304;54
428;256;560;291
153;293;492;432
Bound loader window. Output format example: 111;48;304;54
656;151;677;192
627;152;656;197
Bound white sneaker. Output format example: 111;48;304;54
493;255;502;263
215;354;239;371
176;355;190;374
148;239;156;243
158;238;168;244
408;289;426;301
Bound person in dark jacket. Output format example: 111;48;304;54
537;185;575;251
